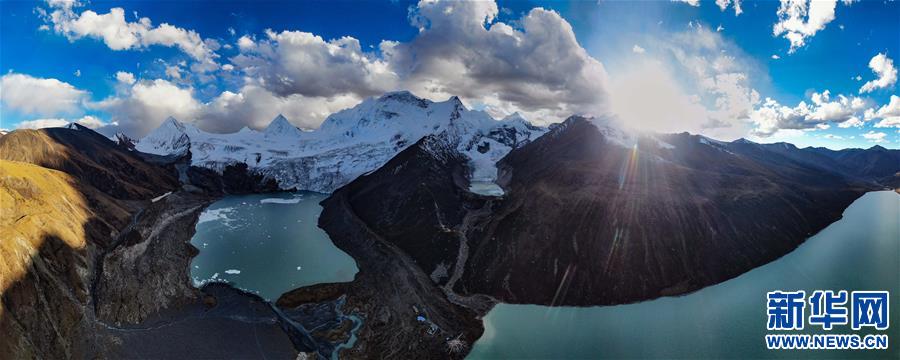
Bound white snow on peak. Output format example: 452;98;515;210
137;91;547;192
587;116;637;149
264;114;303;138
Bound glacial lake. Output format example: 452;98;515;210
189;192;358;300
468;191;899;359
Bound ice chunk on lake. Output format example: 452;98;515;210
260;197;303;204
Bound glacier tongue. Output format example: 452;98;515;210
136;91;547;192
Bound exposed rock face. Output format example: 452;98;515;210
0;125;179;200
0;125;182;358
320;116;887;311
458;117;878;305
0;126;298;358
310;135;485;359
93;192;206;324
0;160;129;358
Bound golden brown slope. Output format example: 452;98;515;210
0;125;178;199
0;160;132;357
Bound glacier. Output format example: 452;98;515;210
136;91;547;193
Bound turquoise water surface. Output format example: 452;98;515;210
469;191;899;359
189;192;358;300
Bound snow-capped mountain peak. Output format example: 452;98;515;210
264;114;303;138
136;91;547;192
135;116;192;156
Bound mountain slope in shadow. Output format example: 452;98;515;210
321;116;890;309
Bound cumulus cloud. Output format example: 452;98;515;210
859;53;897;93
115;71;136;84
871;95;900;128
41;2;219;72
861;130;887;143
93;79;201;136
16;115;106;129
749;90;868;136
231;30;398;98
672;0;700;7
773;0;841;53
632;45;645;54
716;0;743;16
34;0;615;134
385;0;609;123
197;84;361;132
0;73;88;116
837;116;863;128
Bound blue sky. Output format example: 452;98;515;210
1;0;898;149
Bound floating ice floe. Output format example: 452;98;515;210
224;269;241;275
197;207;237;225
259;197;303;204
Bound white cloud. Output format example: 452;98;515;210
806;90;867;121
93;79;201;136
672;0;700;7
872;95;900;118
632;45;645;54
771;54;780;60
749;90;868;136
197;84;361;133
823;133;843;140
16;115;106;129
874;117;900;129
25;0;620;136
386;0;610;123
165;65;182;80
716;0;743;16
859;53;897;93
773;0;838;53
0;73;87;116
115;71;136;84
74;69;81;77
870;95;900;128
42;4;218;72
837;116;863;128
232;30;398;98
861;130;886;143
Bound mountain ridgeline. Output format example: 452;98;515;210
135;91;546;193
1;89;898;358
320;115;897;307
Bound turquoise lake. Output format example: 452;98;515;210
189;192;358;300
468;191;899;359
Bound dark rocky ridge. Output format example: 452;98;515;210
320;116;890;311
294;134;485;359
1;125;479;359
1;127;312;358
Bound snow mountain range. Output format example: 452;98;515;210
136;91;547;192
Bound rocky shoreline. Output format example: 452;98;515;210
92;187;483;359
